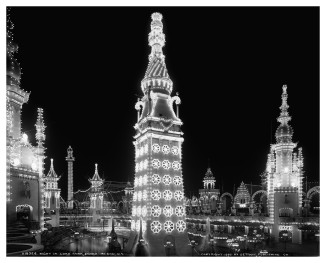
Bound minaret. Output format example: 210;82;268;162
266;85;304;243
132;13;190;256
66;146;75;209
35;108;46;230
43;159;61;227
199;166;219;213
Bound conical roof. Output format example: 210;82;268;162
46;159;58;178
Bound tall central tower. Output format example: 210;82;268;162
132;13;190;256
266;85;304;243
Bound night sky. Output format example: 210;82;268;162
9;7;319;200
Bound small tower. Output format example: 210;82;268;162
266;85;304;244
88;164;104;225
43;159;61;227
122;181;134;214
199;166;220;213
65;146;75;209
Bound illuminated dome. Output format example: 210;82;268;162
275;124;293;143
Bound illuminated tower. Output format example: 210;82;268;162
35;108;46;230
122;181;134;214
132;13;190;256
266;85;304;243
88;163;104;225
43;159;61;227
199;167;219;212
7;10;46;230
66;146;75;209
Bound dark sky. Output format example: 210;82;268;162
10;7;319;199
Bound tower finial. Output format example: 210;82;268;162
277;84;291;125
148;12;165;61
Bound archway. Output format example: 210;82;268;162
16;204;33;221
220;192;233;214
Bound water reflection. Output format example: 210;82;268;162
67;235;124;253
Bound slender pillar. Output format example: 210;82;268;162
66;146;75;209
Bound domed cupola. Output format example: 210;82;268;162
7;12;21;87
275;85;293;144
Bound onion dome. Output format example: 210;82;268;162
141;13;173;95
275;85;293;143
7;12;21;86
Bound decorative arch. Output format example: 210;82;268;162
251;190;267;202
210;195;218;200
307;186;320;200
220;192;233;201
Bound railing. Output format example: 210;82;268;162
278;217;319;224
187;215;274;224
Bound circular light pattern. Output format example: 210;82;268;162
144;144;148;154
162;175;172;185
134;177;139;187
151;221;162;234
163;190;172;201
174;190;184;201
152;144;160;153
164;221;174;233
142;206;147;217
139;175;143;186
131;220;135;230
143;160;148;170
132;207;136;216
136;206;141;217
172;161;181;170
152;174;161;184
152;159;161;168
176;220;186;232
171;146;179;155
162;160;171;169
142;190;147;201
137;191;142;202
173;176;182;186
133;193;137;202
175;206;185;217
143;174;148;185
151;205;161;217
151;190;161;200
140;146;144;156
162;145;170;154
135;163;139;173
163;205;173;217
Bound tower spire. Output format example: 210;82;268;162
141;13;173;96
35;108;46;146
277;84;291;125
